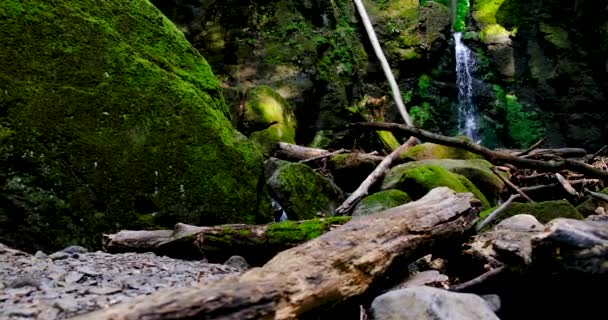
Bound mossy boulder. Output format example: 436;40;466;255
267;163;344;220
266;216;351;245
0;0;272;252
480;200;583;229
352;190;412;217
388;159;505;204
381;164;490;208
399;143;484;161
240;86;297;153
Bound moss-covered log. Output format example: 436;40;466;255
103;217;350;265
76;187;479;320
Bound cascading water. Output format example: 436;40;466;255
453;32;479;142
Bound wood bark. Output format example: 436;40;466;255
335;136;418;215
103;219;348;265
491;167;534;202
75;187;478;320
350;122;608;180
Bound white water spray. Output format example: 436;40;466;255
454;32;479;141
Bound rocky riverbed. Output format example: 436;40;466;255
0;244;243;319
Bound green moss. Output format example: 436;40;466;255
381;164;490;207
268;163;344;220
242;86;296;152
352;190;412;216
399;142;484;161
472;0;514;43
0;0;271;251
393;159;504;204
266;216;350;243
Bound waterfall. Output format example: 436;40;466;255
454;32;479;142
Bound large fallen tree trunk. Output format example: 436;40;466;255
75;187;479;320
350;122;608;180
102;217;350;265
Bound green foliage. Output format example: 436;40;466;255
0;0;271;251
453;0;470;32
417;74;432;96
493;85;544;148
410;103;432;128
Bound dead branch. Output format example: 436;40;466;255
335;136;418;215
449;266;506;292
349;122;608;180
514;139;544;156
274;142;384;163
476;194;521;232
588;145;607;163
299;148;347;163
555;173;577;196
491;167;534;202
521;179;599;193
584;188;608;203
75;188;478;320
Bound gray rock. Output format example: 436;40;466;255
224;255;250;271
49;251;70;260
371;286;500;320
481;294;501;313
35;251;48;259
64;271;84;284
61;246;88;254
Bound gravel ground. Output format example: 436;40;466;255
0;243;243;319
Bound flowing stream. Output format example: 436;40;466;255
454;32;479;141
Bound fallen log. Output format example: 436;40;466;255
103;217;350;265
75;187;479;320
350;122;608;180
274;142;384;163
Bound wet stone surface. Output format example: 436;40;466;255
0;244;241;319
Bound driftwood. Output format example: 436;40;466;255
335;136;418;215
450;266;506;292
350;122;608;180
587;145;607;163
274;142;384;163
584;188;608;203
75;187;479;320
298;148;347;163
102;219;349;265
521;148;587;159
555;173;578;195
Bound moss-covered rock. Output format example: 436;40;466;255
480;200;583;229
328;153;382;193
352;190;411;217
267;163;344;220
388;159;504;204
0;0;272;252
266;216;351;244
240;86;296;153
381;164;490;208
399;142;484;161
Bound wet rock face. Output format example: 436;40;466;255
0;244;240;319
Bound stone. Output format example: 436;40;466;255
62;246;88;254
479;200;583;228
352;190;411;217
387;159;505;204
371;286;500;320
266;163;344;220
0;0;272;252
49;252;69;261
481;294;501;313
223;256;250;271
